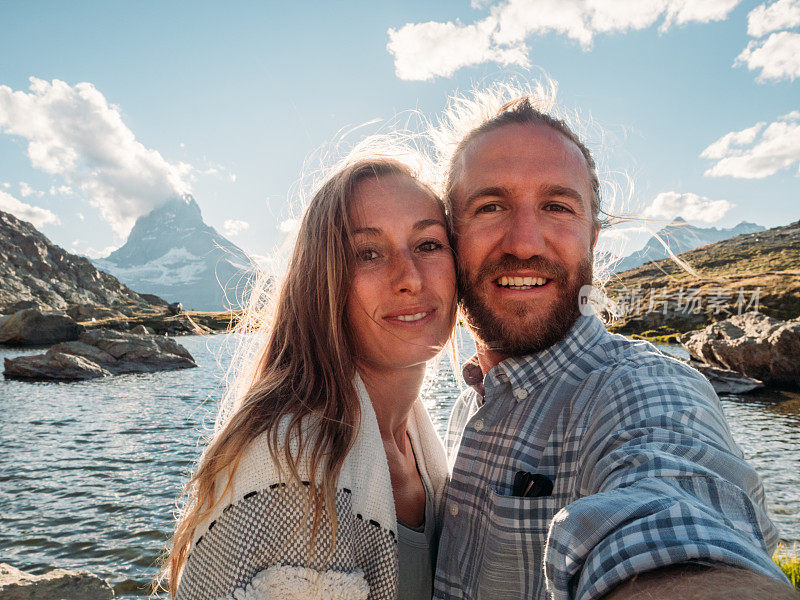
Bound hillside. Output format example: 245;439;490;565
605;220;800;336
0;209;158;314
613;218;764;273
93;195;254;311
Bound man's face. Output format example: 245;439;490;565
452;122;599;358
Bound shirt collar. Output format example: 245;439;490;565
462;315;607;401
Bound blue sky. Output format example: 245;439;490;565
1;0;798;264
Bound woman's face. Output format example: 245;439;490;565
346;174;456;372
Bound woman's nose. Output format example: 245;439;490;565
392;251;423;294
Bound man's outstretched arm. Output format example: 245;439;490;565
604;564;798;600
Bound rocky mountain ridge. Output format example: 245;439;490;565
613;218;765;273
0;209;157;314
92;195;254;311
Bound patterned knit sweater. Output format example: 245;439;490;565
176;377;449;600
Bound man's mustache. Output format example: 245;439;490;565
467;255;569;285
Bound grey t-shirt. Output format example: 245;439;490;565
397;472;437;600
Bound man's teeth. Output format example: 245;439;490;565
395;312;429;322
497;276;547;288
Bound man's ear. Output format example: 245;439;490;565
591;225;600;250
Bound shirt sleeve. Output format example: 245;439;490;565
543;358;788;600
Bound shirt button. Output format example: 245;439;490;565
473;419;484;431
515;388;528;400
449;503;459;516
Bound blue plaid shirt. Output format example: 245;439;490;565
434;314;786;600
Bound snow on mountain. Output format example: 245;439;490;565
613;218;765;274
93;195;255;310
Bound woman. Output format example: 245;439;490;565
165;156;456;600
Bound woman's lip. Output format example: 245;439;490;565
383;308;436;323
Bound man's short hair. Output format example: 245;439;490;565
444;96;602;230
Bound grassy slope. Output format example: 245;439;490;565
606;220;800;337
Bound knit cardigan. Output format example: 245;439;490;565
176;376;449;600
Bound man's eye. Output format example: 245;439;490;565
418;241;444;253
357;248;379;261
546;203;572;213
477;202;501;214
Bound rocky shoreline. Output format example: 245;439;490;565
0;304;239;382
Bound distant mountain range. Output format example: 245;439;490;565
0;209;153;313
93;195;254;311
613;218;765;273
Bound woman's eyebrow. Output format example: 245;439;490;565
352;226;381;236
413;218;446;231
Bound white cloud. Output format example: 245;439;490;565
77;212;85;221
77;245;119;259
702;111;800;178
223;219;250;237
278;218;298;233
642;191;733;222
388;0;742;80
736;30;800;81
0;190;61;227
49;185;73;196
747;0;800;37
1;182;10;189
0;77;193;236
19;181;43;198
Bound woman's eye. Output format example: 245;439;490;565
418;240;444;253
357;248;379;262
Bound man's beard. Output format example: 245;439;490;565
458;253;593;357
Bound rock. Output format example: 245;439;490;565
3;328;197;382
1;300;40;315
0;562;114;599
4;352;112;381
0;308;85;346
130;324;154;335
66;303;127;322
687;360;765;395
679;312;800;388
167;301;183;315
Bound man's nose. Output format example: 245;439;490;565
392;251;423;294
499;207;547;259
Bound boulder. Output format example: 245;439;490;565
167;301;183;315
687;361;764;395
678;312;800;388
3;328;197;382
0;562;114;599
1;300;40;315
0;308;84;346
65;303;127;322
130;324;155;335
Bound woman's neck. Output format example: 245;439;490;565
358;363;426;448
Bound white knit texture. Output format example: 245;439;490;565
222;565;370;600
192;374;449;546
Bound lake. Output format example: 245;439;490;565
1;332;798;598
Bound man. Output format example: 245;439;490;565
433;96;794;600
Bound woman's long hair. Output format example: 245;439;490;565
164;156;444;596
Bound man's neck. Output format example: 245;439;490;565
475;342;509;376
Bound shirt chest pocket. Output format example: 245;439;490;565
476;486;560;600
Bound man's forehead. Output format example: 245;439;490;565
452;122;592;203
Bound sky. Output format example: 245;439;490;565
0;0;798;265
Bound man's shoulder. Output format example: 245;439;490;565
588;330;709;389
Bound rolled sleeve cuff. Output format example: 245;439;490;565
544;478;788;600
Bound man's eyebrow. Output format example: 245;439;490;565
462;186;510;210
541;184;583;204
